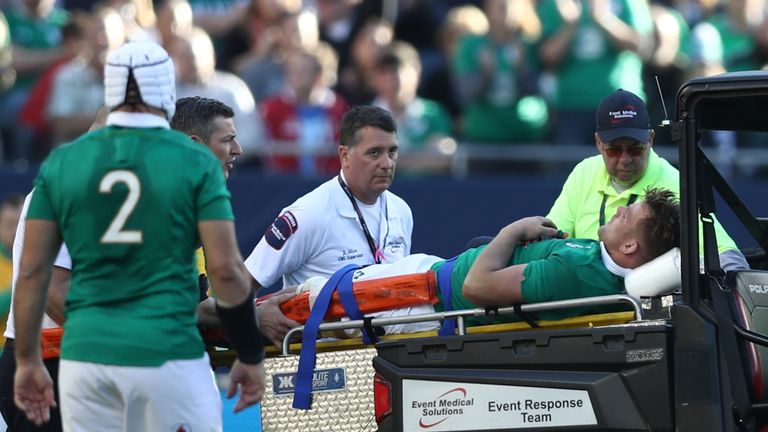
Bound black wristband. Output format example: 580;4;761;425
215;291;265;364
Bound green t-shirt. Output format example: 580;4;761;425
546;151;739;254
431;238;623;326
538;0;652;110
28;125;234;366
453;34;548;143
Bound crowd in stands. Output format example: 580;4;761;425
0;0;767;174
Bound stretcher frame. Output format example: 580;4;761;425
278;293;643;355
209;293;644;364
208;294;647;431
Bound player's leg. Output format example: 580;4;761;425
59;360;124;432
121;354;222;432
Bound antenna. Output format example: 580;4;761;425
655;75;671;127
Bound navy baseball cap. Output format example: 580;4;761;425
595;89;651;143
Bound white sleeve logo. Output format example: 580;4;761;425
99;170;143;244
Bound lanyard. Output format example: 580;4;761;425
599;193;639;226
338;176;383;264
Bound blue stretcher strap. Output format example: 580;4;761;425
437;257;458;336
337;269;377;345
292;264;360;410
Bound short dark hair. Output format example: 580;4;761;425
338;106;396;147
639;187;680;262
171;96;235;142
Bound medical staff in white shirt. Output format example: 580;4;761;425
248;106;414;347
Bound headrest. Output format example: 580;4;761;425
625;247;682;299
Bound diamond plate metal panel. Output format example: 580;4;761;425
261;347;378;432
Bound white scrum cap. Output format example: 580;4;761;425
104;41;176;120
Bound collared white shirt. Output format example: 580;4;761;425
244;175;413;288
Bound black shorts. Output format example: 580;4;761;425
0;339;62;432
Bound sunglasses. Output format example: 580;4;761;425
602;144;647;158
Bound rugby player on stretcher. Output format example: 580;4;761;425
274;188;681;335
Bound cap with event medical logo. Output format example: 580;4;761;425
595;89;651;143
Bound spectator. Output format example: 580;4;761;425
1;0;70;162
187;0;247;39
217;0;302;74
17;17;85;160
103;0;156;41
261;42;348;175
372;41;453;152
152;0;194;50
336;17;393;106
236;9;319;104
703;0;766;72
388;0;444;85
420;4;489;122
316;0;382;78
47;7;125;146
452;0;548;144
686;20;726;80
170;26;262;157
538;0;654;145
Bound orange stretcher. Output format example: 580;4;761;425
41;327;63;359
277;271;439;324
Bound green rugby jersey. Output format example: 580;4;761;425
432;238;624;325
28;125;233;366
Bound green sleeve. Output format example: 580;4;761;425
27;159;58;221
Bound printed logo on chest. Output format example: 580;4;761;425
387;238;406;254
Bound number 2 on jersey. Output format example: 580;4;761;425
99;170;142;244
